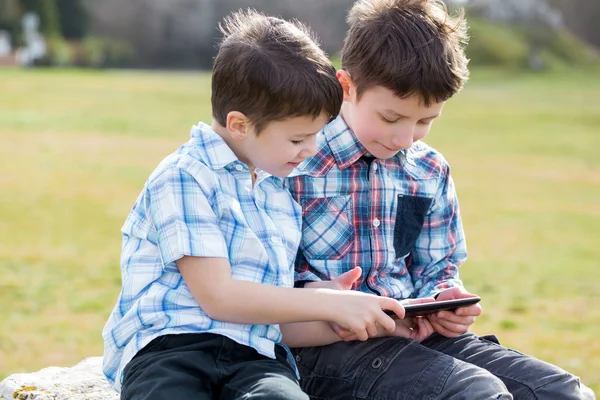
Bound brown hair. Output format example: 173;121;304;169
212;9;343;133
342;0;469;105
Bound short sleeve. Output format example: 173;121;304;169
145;167;228;270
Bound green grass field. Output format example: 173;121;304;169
1;67;599;392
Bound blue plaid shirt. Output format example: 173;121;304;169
287;115;466;300
103;122;302;391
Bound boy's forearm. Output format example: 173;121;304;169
209;280;338;324
280;321;344;348
177;256;339;325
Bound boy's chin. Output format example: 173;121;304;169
367;147;401;160
264;165;296;178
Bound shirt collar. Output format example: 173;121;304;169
189;122;241;170
324;115;368;170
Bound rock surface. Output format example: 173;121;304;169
0;357;117;400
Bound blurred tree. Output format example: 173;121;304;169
81;0;596;69
19;0;61;38
56;0;89;39
553;0;600;49
0;0;21;46
468;0;563;69
0;0;18;19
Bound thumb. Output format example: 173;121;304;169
334;267;362;290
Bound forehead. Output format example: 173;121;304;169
358;85;445;116
260;113;330;135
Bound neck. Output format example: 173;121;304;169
339;102;353;131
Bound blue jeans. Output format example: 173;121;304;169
292;333;592;400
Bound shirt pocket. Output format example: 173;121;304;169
300;195;354;261
393;194;433;258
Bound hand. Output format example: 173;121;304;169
315;267;364;340
308;267;407;341
315;267;405;341
427;287;482;337
392;316;435;342
332;297;435;342
324;289;405;341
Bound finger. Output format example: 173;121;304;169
434;287;463;301
366;323;379;338
343;334;358;342
389;318;414;338
381;298;405;320
350;324;369;342
455;304;482;317
431;319;460;338
393;324;415;339
353;328;369;341
400;297;436;306
437;311;476;325
334;267;362;290
377;313;397;334
436;287;476;301
433;315;469;335
415;317;434;342
428;315;462;338
330;322;347;337
333;325;355;340
340;330;355;340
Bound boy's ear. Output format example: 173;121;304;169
226;111;251;140
336;70;354;102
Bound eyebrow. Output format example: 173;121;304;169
292;130;320;139
383;109;441;120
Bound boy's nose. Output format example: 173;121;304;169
301;136;318;158
391;129;414;150
301;145;317;159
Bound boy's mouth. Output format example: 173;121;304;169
381;143;402;152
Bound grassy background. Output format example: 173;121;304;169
1;68;598;392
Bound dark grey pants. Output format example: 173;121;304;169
122;333;308;400
292;333;591;400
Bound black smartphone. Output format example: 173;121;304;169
384;297;481;319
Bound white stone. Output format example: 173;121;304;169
0;357;117;400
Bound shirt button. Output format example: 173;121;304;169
372;163;378;171
373;218;381;227
235;164;243;171
270;235;280;244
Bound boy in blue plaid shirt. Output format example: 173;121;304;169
102;9;407;399
285;0;593;399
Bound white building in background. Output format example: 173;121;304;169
15;12;47;66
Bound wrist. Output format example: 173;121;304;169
311;288;341;321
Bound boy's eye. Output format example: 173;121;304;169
418;120;432;125
381;115;399;124
291;139;304;145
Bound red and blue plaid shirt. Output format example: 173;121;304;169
286;115;466;300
